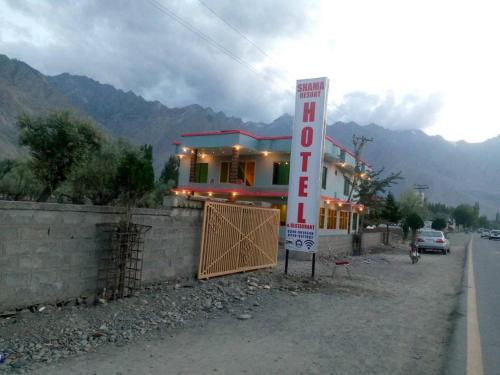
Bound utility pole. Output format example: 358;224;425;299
413;184;429;203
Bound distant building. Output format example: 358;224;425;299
172;129;372;237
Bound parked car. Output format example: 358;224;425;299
481;229;490;238
416;230;450;254
489;230;500;240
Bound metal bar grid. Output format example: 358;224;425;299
96;223;151;300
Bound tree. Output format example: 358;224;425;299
453;204;476;229
380;192;402;244
0;159;15;179
115;144;155;205
159;155;180;188
431;217;447;230
399;188;427;219
405;213;424;239
60;139;125;205
477;216;489;229
0;159;43;200
17;111;101;201
382;192;402;223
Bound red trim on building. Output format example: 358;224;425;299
179;129;371;167
181;129;291;141
172;141;182;145
171;186;362;208
172;186;288;197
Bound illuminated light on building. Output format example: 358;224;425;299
234;145;241;151
263;151;269;156
208;192;213;197
232;192;237;197
326;200;330;205
182;147;188;153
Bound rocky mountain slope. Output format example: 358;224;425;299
1;54;498;216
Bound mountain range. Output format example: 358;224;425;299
1;54;499;217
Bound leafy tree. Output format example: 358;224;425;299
354;169;403;212
477;216;489;229
453;204;476;229
0;159;15;179
0;159;43;200
405;213;424;239
380;192;402;244
427;201;454;217
115;144;155;205
399;188;427;218
159;155;180;188
17;111;101;201
431;217;447;230
382;192;402;224
60;139;125;205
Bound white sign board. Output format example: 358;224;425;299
285;77;329;252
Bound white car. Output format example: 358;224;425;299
416;230;450;255
481;230;490;238
489;230;500;240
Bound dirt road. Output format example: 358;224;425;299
23;233;468;375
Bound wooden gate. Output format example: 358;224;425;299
198;201;280;279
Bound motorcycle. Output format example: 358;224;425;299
409;242;420;264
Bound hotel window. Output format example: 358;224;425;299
238;161;255;186
195;163;208;183
272;162;290;185
321;166;327;189
319;207;325;228
352;213;358;231
327;209;337;229
271;204;287;226
339;211;349;230
220;162;229;183
344;178;350;196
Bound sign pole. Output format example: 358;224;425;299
284;77;330;276
311;253;316;278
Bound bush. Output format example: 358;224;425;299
431;217;447;230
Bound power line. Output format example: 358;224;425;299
196;0;295;79
147;0;286;87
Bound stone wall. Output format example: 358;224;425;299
0;201;202;311
360;231;384;252
317;234;354;258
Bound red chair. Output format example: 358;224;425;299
332;258;352;278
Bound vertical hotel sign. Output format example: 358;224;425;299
285;77;329;252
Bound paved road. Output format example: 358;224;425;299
473;234;500;374
446;234;500;375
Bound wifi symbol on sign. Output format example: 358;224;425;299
304;240;315;250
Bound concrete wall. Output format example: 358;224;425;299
317;234;354;258
360;231;384;252
0;201;202;311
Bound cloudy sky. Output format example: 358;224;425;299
1;0;499;142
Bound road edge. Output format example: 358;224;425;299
442;235;469;375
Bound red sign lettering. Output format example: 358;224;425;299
300;126;313;147
299;151;311;172
298;176;308;197
303;102;316;122
297;202;305;223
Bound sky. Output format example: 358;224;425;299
0;0;499;143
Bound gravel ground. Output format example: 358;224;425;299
0;233;468;374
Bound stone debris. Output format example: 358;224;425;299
0;266;326;373
237;314;252;320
